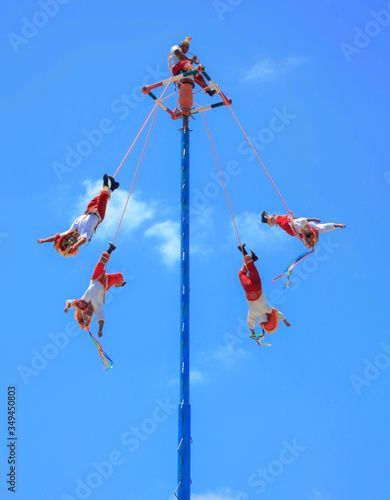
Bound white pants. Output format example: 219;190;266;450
246;293;284;330
293;218;335;234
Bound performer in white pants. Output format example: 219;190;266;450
64;243;126;337
238;244;290;336
261;212;346;247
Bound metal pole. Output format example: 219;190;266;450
177;114;191;500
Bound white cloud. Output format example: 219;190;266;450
211;344;252;369
144;219;180;266
241;56;306;84
73;179;156;240
168;369;206;388
309;490;328;500
192;488;246;500
233;211;285;248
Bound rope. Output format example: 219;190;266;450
110;79;172;245
201;110;243;249
226;105;291;213
161;90;179;102
113;78;173;178
112;105;159;245
112;103;157;178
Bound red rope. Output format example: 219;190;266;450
110;79;172;245
113;78;173;178
226;106;291;213
201;110;243;249
112;103;157;178
112;105;159;245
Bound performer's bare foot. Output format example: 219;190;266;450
334;224;346;228
64;301;71;313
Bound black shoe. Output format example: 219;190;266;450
250;249;259;262
108;176;120;192
207;89;216;97
237;243;248;256
103;174;109;187
107;242;116;255
261;211;269;223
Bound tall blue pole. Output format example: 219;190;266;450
177;115;191;500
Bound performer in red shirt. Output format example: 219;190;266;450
261;211;345;248
238;244;290;338
64;243;126;337
38;174;119;257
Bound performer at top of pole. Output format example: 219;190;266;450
168;37;216;97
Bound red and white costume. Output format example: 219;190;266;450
67;252;123;324
269;215;336;237
168;45;208;90
239;254;285;330
60;189;111;245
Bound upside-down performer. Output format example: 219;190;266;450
261;211;346;248
64;243;126;337
168;37;216;96
238;244;290;345
37;174;119;257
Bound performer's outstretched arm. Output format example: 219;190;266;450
97;320;104;337
38;235;56;244
68;236;87;253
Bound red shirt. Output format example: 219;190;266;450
276;215;295;236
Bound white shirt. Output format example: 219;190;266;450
61;213;99;244
168;45;182;71
81;280;105;322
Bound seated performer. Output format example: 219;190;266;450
37;174;119;257
168;37;216;96
261;211;346;248
238;244;290;339
64;243;126;337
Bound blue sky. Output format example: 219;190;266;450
2;1;390;499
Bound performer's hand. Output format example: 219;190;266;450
314;218;321;223
68;244;76;253
37;239;43;244
284;320;291;327
98;330;103;338
64;301;70;313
